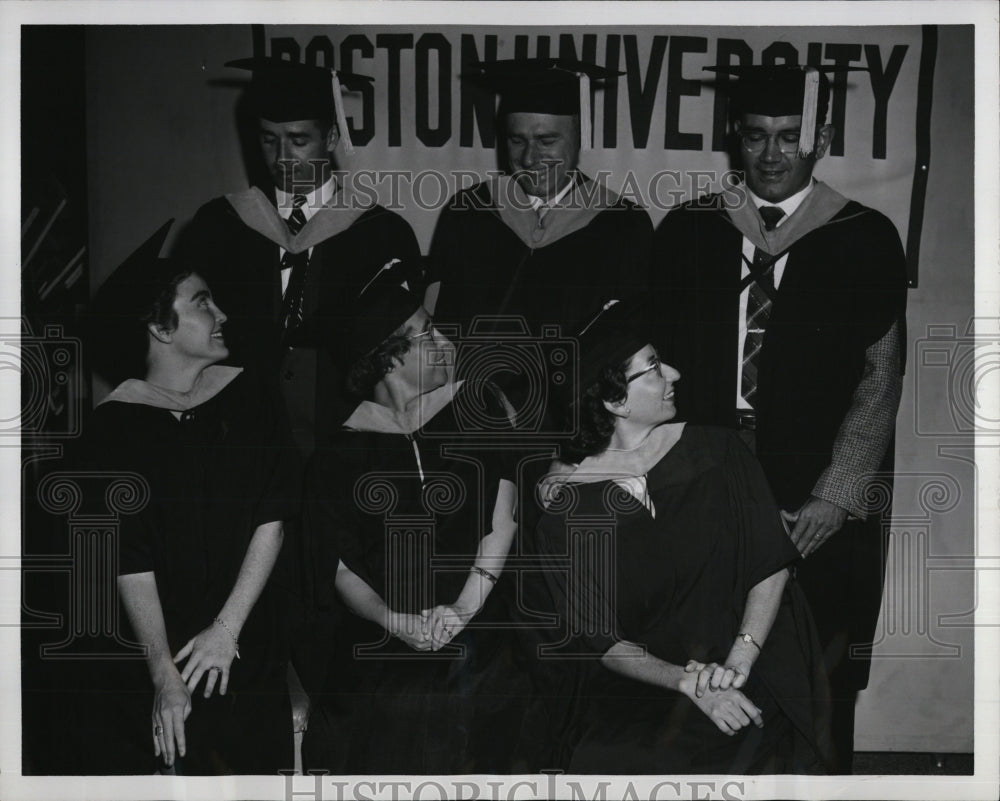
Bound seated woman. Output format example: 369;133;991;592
537;299;831;774
301;266;527;774
86;222;299;774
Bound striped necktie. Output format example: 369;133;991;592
279;194;309;331
740;205;785;407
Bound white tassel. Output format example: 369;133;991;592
331;70;354;155
577;72;592;150
797;67;820;158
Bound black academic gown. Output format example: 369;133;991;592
177;188;422;454
652;187;908;691
85;367;301;775
537;426;830;774
301;381;530;774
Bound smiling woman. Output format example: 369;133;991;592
82;222;301;774
537;298;832;774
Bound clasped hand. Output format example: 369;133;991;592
781;496;848;558
173;623;238;698
388;605;473;651
682;660;762;735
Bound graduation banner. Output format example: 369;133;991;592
255;24;935;285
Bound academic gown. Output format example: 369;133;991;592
176;187;422;454
301;381;530;774
652;186;907;690
84;367;301;775
537;425;831;774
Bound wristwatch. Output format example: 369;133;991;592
736;632;761;651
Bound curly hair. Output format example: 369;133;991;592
565;356;632;461
346;333;413;398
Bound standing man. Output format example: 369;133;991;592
426;58;653;430
653;65;907;773
178;57;421;455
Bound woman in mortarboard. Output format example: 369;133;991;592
536;299;832;774
85;223;299;774
300;265;529;774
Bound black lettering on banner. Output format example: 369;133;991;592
305;35;334;69
460;34;498;149
762;41;799;65
712;39;753;151
807;41;823;66
271;37;300;62
664;35;707;150
825;42;863;156
376;33;414;146
416;33;452;147
624;34;667;148
866;43;908;159
515;34;551;61
603;35;621;148
341;34;375;146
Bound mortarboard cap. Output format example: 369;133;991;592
464;58;624;149
226;57;374;154
290;259;424;369
706;64;867;156
575;297;649;396
88;220;190;383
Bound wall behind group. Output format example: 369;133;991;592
83;23;977;753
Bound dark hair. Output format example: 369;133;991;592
140;269;194;335
345;332;413;398
565;356;631;461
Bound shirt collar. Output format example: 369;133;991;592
527;174;577;211
276;174;339;222
747;179;814;224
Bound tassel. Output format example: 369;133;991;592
797;67;820;157
331;70;354;155
577;71;592;150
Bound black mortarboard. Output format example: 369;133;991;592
289;260;424;368
225;57;374;153
464;58;624;149
88;220;189;382
576;298;648;395
706;64;868;156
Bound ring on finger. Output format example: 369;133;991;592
154;725;164;736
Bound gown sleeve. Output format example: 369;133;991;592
723;429;802;593
246;370;303;530
535;491;623;657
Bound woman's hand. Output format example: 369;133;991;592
151;665;192;767
680;670;763;735
424;603;475;650
387;611;434;651
684;659;750;697
173;623;238;697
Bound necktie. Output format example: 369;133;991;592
279;194;309;331
740;206;786;407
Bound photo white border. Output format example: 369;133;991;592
2;2;997;800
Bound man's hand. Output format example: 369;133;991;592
174;623;238;697
782;496;848;558
152;666;192;767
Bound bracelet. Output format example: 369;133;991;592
470;566;499;585
214;617;241;659
736;631;761;652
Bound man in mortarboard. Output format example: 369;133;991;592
175;57;421;456
652;65;908;773
424;58;653;429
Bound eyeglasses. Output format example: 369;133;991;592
626;356;663;383
739;130;802;155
